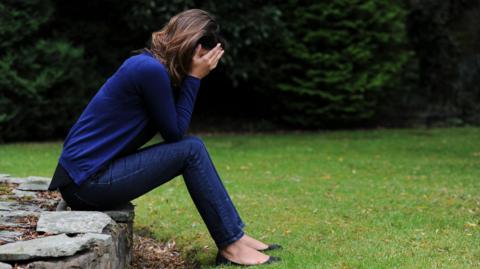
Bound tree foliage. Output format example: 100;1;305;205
3;0;466;141
0;0;95;141
274;0;412;128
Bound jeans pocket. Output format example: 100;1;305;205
109;167;145;184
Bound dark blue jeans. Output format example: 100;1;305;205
59;135;245;249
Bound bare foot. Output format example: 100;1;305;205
220;235;270;265
240;233;270;250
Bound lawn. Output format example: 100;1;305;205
0;127;479;268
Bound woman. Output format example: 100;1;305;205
48;9;281;266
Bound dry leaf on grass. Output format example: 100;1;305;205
132;234;188;269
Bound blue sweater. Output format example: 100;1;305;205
58;50;201;186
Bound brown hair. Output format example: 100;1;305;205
134;9;223;87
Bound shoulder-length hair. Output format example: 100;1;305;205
133;9;224;87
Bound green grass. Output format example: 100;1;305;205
1;127;479;268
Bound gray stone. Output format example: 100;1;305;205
0;176;50;186
28;249;110;269
0;231;23;243
0;201;42;212
54;201;135;223
0;211;39;228
28;223;133;269
0;176;24;184
0;172;135;268
55;199;69;211
0;210;39;218
26;176;51;182
103;203;135;223
112;222;133;268
36;199;60;210
104;210;134;223
16;180;49;191
0;233;112;261
12;189;37;198
0;195;10;201
37;211;115;234
0;262;12;269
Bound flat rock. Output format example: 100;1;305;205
0;196;11;201
0;210;39;219
37;199;60;210
16;180;49;191
55;201;135;223
0;176;50;186
0;231;24;244
12;189;37;198
0;233;112;261
0;176;24;184
27;249;110;269
0;201;42;212
103;203;135;223
37;211;115;234
26;176;51;182
0;211;39;228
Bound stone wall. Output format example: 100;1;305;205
0;174;134;269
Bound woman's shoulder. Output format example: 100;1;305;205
125;51;169;80
128;51;165;68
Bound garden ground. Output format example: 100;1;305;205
0;128;478;268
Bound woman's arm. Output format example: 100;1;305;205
136;43;224;142
137;61;200;143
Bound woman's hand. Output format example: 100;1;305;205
189;43;224;79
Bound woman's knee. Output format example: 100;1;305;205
182;135;206;152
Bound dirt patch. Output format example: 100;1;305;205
132;234;188;269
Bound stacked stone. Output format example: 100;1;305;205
0;174;134;269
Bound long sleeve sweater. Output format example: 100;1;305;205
52;50;200;187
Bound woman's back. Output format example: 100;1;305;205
59;51;201;186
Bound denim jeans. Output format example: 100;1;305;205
59;135;245;249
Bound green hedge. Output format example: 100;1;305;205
0;0;96;141
0;0;418;141
274;0;413;128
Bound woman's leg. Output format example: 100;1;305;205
61;135;244;249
